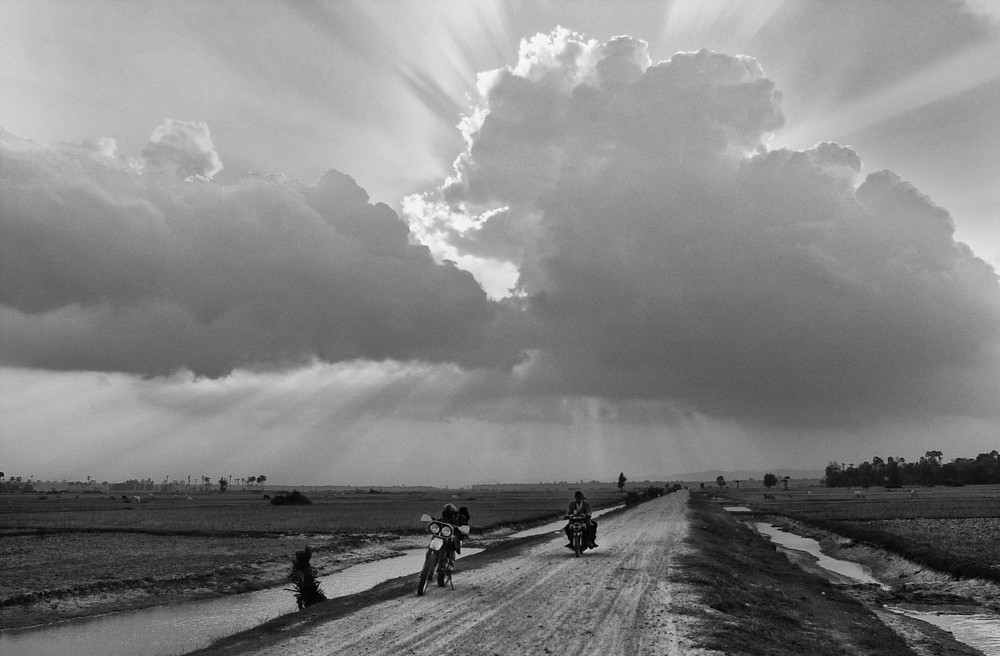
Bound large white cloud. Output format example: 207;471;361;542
406;28;1000;426
0;123;505;377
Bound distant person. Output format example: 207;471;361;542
441;503;471;553
564;490;598;549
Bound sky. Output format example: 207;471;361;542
2;0;999;487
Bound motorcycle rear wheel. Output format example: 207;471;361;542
417;549;437;596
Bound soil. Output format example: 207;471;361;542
3;491;992;656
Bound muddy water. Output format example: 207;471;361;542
754;521;1000;656
0;547;482;656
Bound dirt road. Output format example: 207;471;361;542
249;492;712;656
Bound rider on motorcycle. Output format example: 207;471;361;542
564;490;598;549
441;503;471;553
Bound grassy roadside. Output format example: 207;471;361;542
679;491;978;656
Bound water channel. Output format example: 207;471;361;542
0;506;621;656
749;518;1000;656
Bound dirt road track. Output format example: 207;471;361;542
252;492;713;656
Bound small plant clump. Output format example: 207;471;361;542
287;545;327;610
270;490;312;505
624;483;683;507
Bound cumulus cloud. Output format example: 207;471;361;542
406;28;1000;426
0;125;505;377
141;119;223;180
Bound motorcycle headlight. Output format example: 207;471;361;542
440;525;453;537
429;522;441;535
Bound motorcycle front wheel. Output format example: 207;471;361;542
437;549;453;587
573;533;583;557
417;549;437;596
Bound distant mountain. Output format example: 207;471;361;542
668;469;823;482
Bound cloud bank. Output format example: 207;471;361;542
406;28;1000;426
0;122;503;377
4;28;1000;433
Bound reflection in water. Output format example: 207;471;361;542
755;522;1000;656
0;547;481;656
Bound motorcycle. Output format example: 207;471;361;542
565;512;590;557
416;513;470;596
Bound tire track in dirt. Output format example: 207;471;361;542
255;492;716;656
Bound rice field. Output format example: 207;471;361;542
0;484;626;536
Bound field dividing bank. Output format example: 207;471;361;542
713;483;1000;587
0;485;627;630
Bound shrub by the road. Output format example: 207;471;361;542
271;490;312;506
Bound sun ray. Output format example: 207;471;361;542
777;37;1000;150
658;0;785;56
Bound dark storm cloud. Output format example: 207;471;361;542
414;29;1000;425
0;124;504;377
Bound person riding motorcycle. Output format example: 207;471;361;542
564;490;598;549
441;503;470;553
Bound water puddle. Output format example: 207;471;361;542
753;522;886;588
888;608;1000;656
510;504;622;539
723;506;752;512
754;522;1000;656
0;547;481;656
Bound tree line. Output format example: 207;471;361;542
824;450;1000;488
0;472;268;494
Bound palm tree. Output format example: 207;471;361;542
287;546;326;609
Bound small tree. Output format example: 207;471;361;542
763;473;778;488
716;475;726;488
287;546;327;609
257;474;266;487
617;472;627;492
781;476;790;491
218;477;228;493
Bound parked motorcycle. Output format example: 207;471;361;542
416;513;470;596
565;512;590;557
